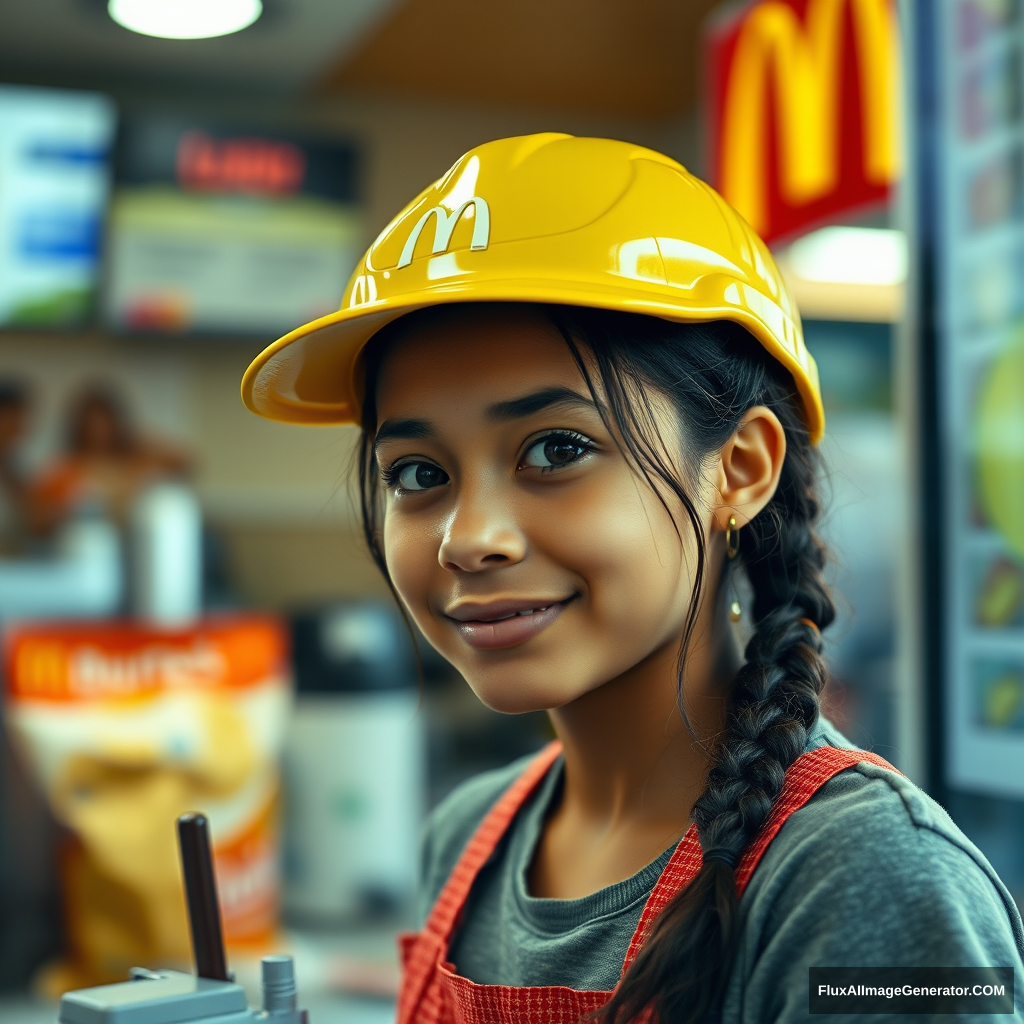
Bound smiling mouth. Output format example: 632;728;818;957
445;595;576;650
477;603;559;622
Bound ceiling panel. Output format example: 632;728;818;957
322;0;725;119
0;0;404;96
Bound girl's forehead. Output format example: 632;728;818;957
374;308;586;418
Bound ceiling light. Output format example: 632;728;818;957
785;227;907;286
108;0;262;40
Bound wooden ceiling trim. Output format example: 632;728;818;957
320;0;725;120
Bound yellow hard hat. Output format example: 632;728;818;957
242;133;824;443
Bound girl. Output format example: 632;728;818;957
243;135;1024;1023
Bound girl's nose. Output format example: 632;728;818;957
438;492;527;573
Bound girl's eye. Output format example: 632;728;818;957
392;462;449;492
521;432;594;471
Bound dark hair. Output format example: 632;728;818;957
357;303;834;1024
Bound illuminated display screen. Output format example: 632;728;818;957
105;116;361;336
936;0;1024;797
0;85;116;327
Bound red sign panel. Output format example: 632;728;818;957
706;0;901;244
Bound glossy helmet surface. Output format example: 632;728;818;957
241;133;823;443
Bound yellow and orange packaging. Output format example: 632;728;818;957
2;615;291;994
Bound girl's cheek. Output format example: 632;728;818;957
551;474;684;574
383;518;439;625
535;478;691;619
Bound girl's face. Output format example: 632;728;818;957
373;307;713;714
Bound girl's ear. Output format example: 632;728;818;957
712;405;787;532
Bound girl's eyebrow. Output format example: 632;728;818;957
374;387;597;453
375;417;432;450
486;386;596;422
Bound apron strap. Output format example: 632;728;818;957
398;742;563;1024
735;747;901;893
422;740;564;943
621;745;902;972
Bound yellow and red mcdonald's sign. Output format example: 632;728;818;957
707;0;901;244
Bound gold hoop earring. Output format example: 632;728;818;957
725;515;740;560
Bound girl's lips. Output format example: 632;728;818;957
447;598;573;650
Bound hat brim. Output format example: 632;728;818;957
241;279;824;444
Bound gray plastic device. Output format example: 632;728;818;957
57;815;309;1024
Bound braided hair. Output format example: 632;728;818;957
357;303;834;1024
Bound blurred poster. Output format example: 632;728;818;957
937;0;1024;797
0;85;115;328
104;117;361;336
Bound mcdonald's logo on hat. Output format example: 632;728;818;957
706;0;901;243
397;198;491;268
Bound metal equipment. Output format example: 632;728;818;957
57;813;308;1024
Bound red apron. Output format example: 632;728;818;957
398;742;900;1024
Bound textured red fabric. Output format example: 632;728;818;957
397;742;901;1024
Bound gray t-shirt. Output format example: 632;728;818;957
418;718;1024;1021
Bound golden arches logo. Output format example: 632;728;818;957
719;0;901;235
396;198;491;269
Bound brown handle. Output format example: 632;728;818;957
177;812;229;981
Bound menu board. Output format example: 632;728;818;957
937;0;1024;797
104;116;361;337
0;85;115;327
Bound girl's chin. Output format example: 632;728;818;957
463;673;594;716
472;692;565;715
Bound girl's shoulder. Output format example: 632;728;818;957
737;722;1024;1000
788;717;1013;908
726;721;1024;1019
769;717;1020;930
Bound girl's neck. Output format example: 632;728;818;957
529;595;740;900
548;597;739;834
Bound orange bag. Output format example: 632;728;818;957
3;615;290;993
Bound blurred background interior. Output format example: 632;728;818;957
0;0;1022;1021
